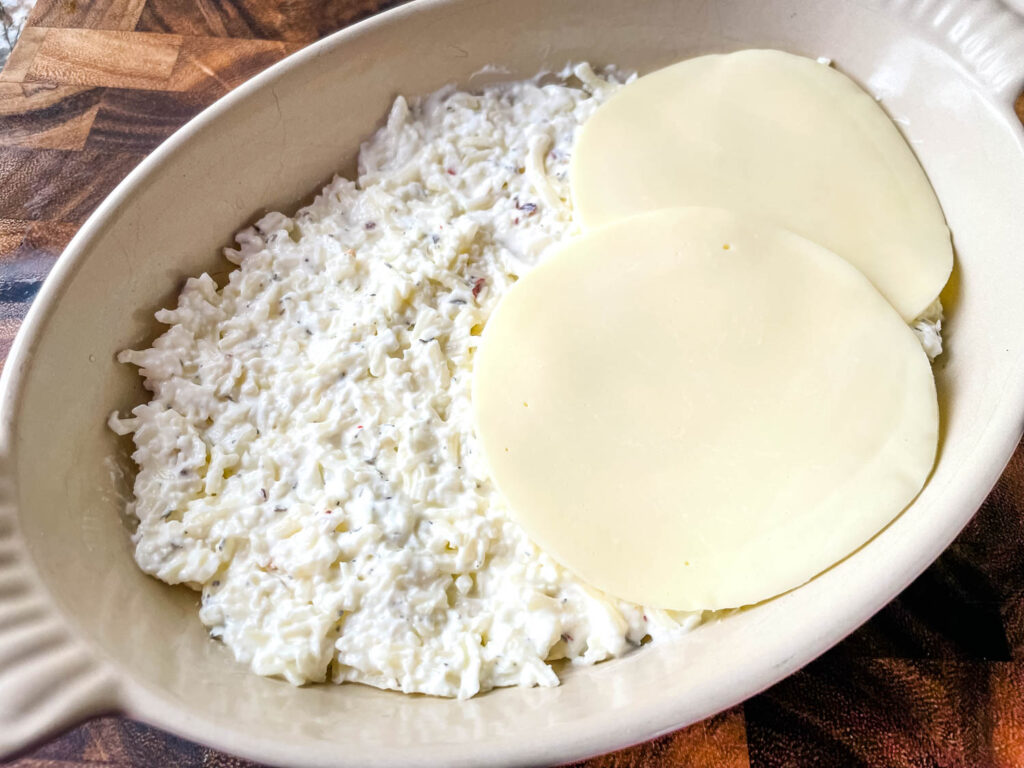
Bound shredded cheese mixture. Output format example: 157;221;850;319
109;65;704;699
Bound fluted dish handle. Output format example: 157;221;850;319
0;507;121;758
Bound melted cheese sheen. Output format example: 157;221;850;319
570;49;953;322
473;208;938;611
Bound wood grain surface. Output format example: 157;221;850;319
1;1;1023;766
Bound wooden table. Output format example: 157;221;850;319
1;2;1023;765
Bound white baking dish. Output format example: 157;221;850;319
1;0;1022;764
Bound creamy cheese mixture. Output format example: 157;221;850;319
110;62;943;699
109;65;708;699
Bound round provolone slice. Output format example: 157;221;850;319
570;49;952;322
473;207;938;611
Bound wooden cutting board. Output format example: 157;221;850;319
1;1;1023;766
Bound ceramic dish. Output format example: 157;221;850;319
1;0;1023;765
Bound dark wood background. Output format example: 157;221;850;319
1;1;1023;765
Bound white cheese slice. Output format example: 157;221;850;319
473;208;938;611
570;49;953;322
